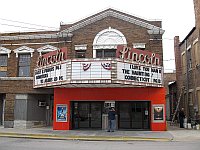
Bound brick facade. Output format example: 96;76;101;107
174;1;200;121
0;8;164;128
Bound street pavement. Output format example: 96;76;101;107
0;124;200;142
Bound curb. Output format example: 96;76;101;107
0;132;172;142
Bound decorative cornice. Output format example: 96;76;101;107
0;47;11;58
37;45;59;56
61;9;164;35
0;32;71;41
13;46;35;57
0;9;164;41
147;29;165;35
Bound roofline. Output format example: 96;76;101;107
179;27;196;46
60;8;164;34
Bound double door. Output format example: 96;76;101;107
73;102;103;129
118;101;150;129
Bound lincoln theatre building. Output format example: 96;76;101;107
0;9;166;131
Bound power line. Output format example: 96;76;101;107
0;23;53;31
0;18;58;30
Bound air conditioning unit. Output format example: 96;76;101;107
38;101;46;107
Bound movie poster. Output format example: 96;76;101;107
153;105;164;122
56;104;67;122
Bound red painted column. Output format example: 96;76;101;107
53;88;71;130
150;88;166;131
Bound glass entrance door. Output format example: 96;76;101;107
118;101;150;130
73;102;103;129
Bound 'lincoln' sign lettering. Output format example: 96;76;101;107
116;46;160;66
37;47;67;67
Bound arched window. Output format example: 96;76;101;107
93;27;127;58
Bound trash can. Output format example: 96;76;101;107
196;124;200;130
184;118;187;128
187;123;192;129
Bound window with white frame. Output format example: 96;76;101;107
0;55;8;77
96;49;116;58
133;43;146;50
13;46;34;77
75;44;87;58
193;41;200;66
0;47;11;77
18;54;31;77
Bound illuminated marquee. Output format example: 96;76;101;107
117;61;163;86
33;47;163;88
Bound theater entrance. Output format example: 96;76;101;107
72;102;103;129
118;101;150;130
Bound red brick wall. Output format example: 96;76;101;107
0;12;163;125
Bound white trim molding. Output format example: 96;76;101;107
189;89;194;93
13;46;35;58
193;38;198;45
0;32;72;41
147;29;165;35
75;44;87;51
92;27;127;58
0;47;11;58
181;51;185;55
37;45;59;56
133;43;146;49
187;45;191;50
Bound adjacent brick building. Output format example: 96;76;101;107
0;8;165;130
174;0;200;122
164;73;176;120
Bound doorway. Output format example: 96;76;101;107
72;102;103;129
0;94;5;126
118;101;150;130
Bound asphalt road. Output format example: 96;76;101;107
0;137;200;150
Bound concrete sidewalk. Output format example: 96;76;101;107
0;125;199;142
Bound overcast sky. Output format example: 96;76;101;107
0;0;195;72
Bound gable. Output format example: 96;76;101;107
60;9;164;35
